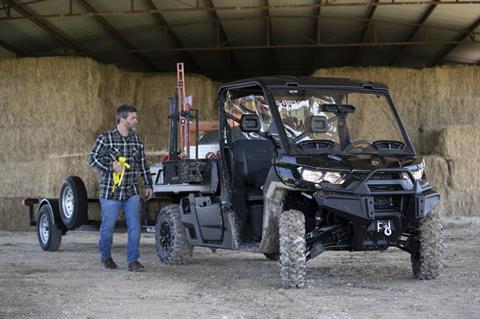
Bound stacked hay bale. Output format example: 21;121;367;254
0;57;218;230
313;66;480;217
435;126;480;216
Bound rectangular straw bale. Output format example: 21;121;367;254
445;188;480;216
0;57;105;130
447;158;480;190
424;156;449;191
0;197;31;231
0;128;97;162
435;125;480;159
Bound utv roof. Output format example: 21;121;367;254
220;76;389;91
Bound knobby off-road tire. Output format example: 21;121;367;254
37;205;62;251
264;252;280;261
411;208;445;280
155;204;193;264
279;209;306;288
59;176;88;229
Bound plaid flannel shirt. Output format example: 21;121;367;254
88;128;153;201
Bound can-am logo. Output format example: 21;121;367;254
371;160;380;166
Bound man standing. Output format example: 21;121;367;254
88;104;153;272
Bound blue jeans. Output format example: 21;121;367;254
99;195;141;264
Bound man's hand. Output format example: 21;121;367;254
112;161;123;173
144;188;154;200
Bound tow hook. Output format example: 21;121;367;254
377;220;392;236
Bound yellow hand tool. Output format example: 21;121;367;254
112;156;131;193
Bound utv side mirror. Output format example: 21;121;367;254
240;114;261;132
309;115;329;133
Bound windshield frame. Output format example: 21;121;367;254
265;85;416;157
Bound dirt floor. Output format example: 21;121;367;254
0;216;479;319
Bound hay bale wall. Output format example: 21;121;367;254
0;59;478;230
0;57;218;230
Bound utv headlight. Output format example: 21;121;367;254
411;167;424;180
402;160;425;181
299;168;346;185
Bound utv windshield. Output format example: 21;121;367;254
270;88;412;155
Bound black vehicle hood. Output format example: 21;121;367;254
277;153;422;171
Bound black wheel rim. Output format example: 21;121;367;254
159;221;172;252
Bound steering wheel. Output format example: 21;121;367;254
343;140;373;152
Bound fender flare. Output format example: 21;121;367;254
38;198;64;230
259;168;297;254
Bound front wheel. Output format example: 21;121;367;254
410;208;445;279
37;205;62;251
155;204;193;264
279;209;306;288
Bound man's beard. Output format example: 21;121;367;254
126;123;136;132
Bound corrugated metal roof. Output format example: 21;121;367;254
0;0;478;80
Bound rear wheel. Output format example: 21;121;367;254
410;208;445;279
279;209;306;288
59;176;88;229
155;204;193;264
37;205;62;251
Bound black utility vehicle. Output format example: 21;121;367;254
155;76;444;288
26;76;444;289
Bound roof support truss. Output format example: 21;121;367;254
205;0;240;74
142;0;204;74
428;15;480;66
350;0;379;65
0;38;26;56
3;0;91;56
263;0;275;74
389;3;438;66
77;0;160;72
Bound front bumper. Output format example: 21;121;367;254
314;189;440;222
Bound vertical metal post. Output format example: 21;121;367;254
168;96;178;160
195;110;199;160
177;62;187;157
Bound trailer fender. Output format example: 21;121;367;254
38;198;64;230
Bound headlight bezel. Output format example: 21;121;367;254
298;167;346;185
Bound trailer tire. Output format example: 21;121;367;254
279;209;306;289
155;204;193;264
37;204;62;251
410;208;445;280
59;176;88;229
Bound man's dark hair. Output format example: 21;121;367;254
116;104;137;124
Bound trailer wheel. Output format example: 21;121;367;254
155;204;193;264
59;176;87;229
279;209;306;289
37;205;62;251
410;208;445;280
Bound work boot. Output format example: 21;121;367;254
128;261;145;272
102;257;118;270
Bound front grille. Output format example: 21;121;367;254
368;184;404;192
374;195;402;210
370;172;403;180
